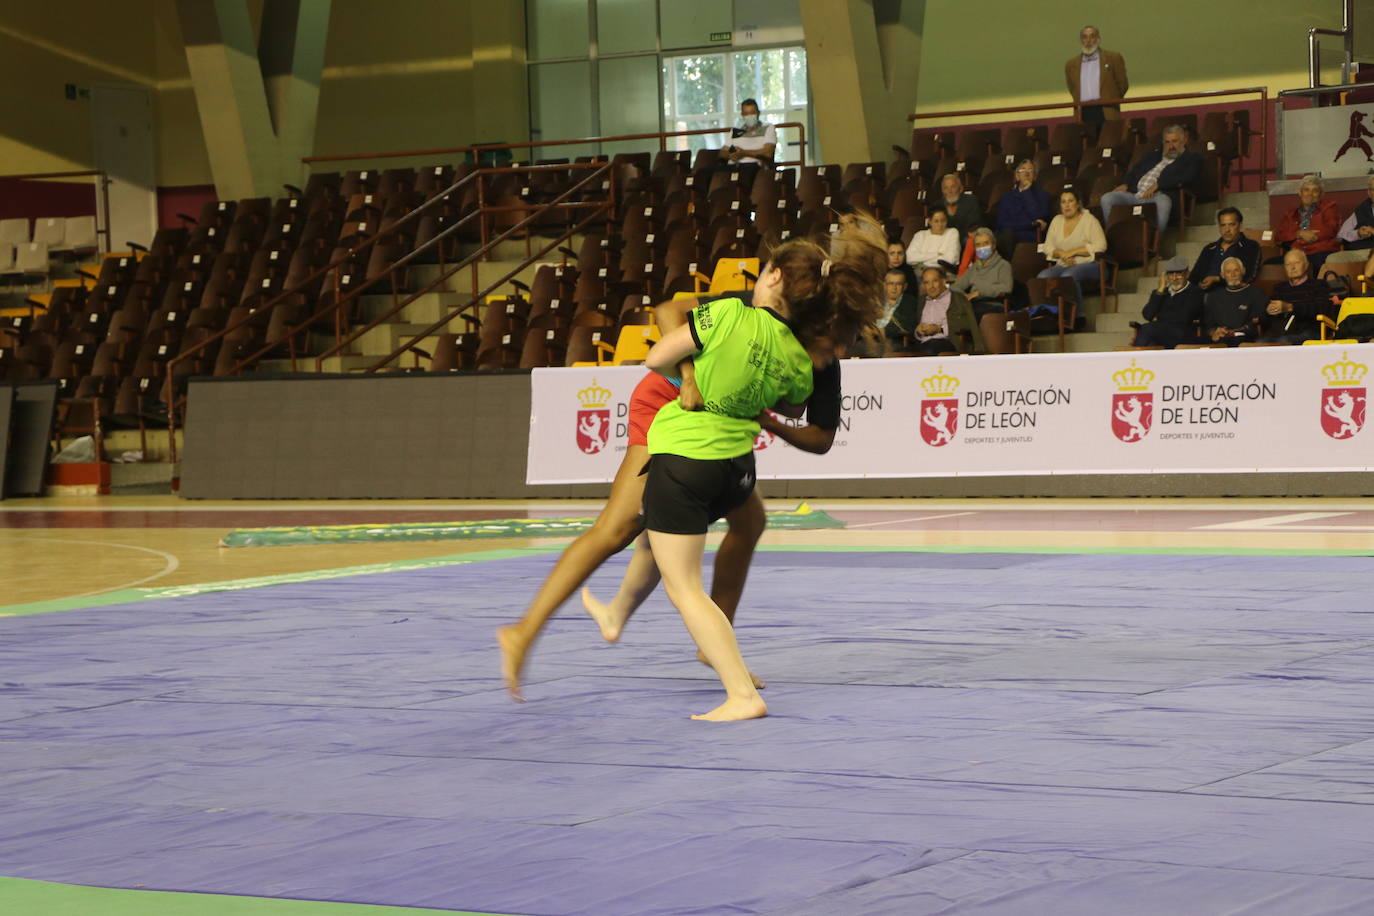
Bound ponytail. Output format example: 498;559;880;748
767;211;886;348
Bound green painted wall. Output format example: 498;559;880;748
914;1;1344;124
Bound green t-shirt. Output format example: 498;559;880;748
647;297;814;459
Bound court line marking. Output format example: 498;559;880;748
5;535;181;599
846;512;978;529
3;542;1371;620
1195;511;1374;532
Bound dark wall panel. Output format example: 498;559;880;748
3;382;58;498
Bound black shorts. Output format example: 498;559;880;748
642;453;757;535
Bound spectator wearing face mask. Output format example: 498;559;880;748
950;227;1013;318
1131;255;1203;348
719;99;775;191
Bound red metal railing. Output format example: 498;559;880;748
908;87;1270;188
301;122;808;171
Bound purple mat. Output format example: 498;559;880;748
3;551;1374;914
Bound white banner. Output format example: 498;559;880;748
527;346;1374;483
1284;103;1374;180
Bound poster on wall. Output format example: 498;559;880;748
527;346;1374;484
1284;103;1374;179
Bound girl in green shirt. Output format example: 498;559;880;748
640;225;885;721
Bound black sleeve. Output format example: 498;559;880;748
1142;290;1165;321
1241;240;1261;282
1188;243;1212;285
806;359;842;430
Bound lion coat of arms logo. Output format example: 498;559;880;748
575;380;612;454
919;368;959;447
1110;359;1155;443
1320;352;1368;440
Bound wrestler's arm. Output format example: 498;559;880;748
653;298;702;407
757;411;837;454
645;322;699;377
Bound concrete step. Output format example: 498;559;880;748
1030;330;1123;353
353;322;442;356
357;290;473;325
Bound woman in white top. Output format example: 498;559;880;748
905;209;961;270
1036;187;1107;303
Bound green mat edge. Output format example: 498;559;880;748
0;876;523;916
220;506;845;547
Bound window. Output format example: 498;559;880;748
662;47;808;158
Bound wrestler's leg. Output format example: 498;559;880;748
498;444;648;699
649;528;767;722
581;531;660;642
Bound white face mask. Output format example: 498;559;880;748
742;114;759;129
975;246;993;260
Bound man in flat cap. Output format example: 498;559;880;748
1131;255;1204;348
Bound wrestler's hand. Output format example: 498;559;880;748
678;375;705;411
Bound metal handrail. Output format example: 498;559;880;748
302;122;808;170
366;202;611;374
908;87;1270;185
314;161;615;370
0;169;112;253
163;167;483;462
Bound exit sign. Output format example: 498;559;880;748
709;31;731;42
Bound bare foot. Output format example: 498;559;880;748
697;649;765;689
691;695;768;722
497;625;529;702
581;587;623;643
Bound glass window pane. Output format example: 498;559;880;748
599;56;660;157
788;48;808;107
732;49;786;114
529;60;596;160
527;0;591;61
671;55;725;117
597;0;656;55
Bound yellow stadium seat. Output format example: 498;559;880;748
706;257;759;295
613;322;660;365
1318;296;1374;340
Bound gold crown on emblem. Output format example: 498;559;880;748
577;381;612;409
1322;352;1369;387
1112;359;1155;392
920;367;959;398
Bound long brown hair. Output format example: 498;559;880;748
767;211;886;348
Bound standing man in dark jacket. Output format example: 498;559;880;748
1190;207;1261;289
1100;126;1203;236
1065;26;1128;141
1132;256;1203;348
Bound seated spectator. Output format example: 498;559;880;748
716;98;775;192
1100;124;1202;236
951;227;1014;318
937;172;984;245
996;159;1053;253
1037;187;1106;304
1132;255;1203;348
1329;175;1374;264
1190;207;1260;290
905;209;961;271
887;240;917;290
851;268;916;358
1274;175;1341;273
886;266;984;356
1203;256;1266;345
1263;249;1334;344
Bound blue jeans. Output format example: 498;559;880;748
1101;189;1172;235
1037;260;1099;304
